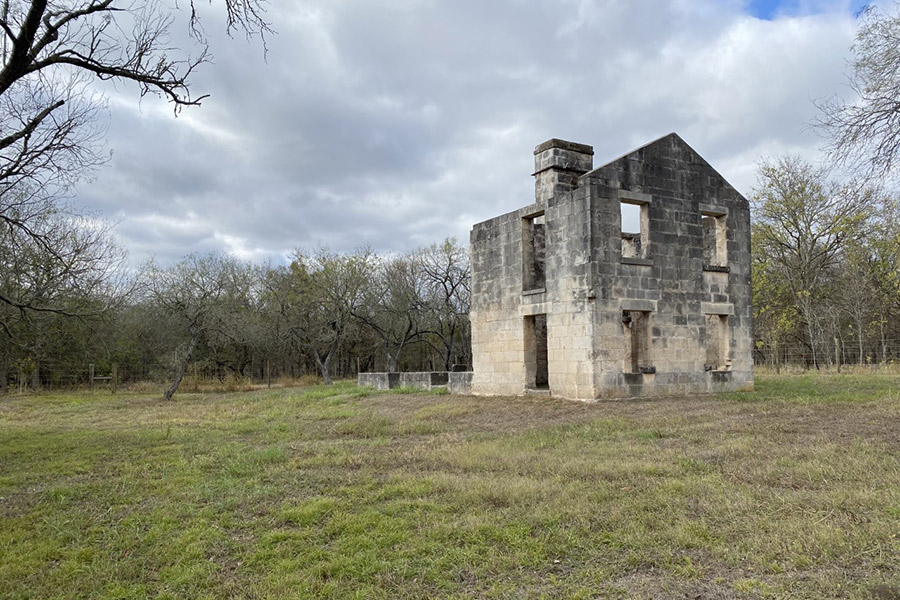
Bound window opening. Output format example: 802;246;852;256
622;310;653;373
522;214;546;291
701;211;727;267
621;201;649;259
705;314;730;371
524;314;549;389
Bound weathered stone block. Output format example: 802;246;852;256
358;372;400;390
448;371;473;394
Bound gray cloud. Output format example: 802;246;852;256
73;0;866;265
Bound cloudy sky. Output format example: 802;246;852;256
76;0;873;265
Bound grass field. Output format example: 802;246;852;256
1;374;899;599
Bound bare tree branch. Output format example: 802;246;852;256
816;3;900;182
0;0;269;322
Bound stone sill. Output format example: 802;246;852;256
709;370;733;382
624;366;656;380
621;257;653;267
522;287;546;296
703;264;730;273
524;388;551;397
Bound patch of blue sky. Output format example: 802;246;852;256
746;0;871;20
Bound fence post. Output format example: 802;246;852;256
112;363;118;394
89;363;95;391
834;338;841;373
266;360;271;389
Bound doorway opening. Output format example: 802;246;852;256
524;314;548;389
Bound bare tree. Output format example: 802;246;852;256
269;250;374;384
0;0;269;194
817;3;900;181
0;0;269;317
146;253;243;400
354;253;430;373
419;238;470;370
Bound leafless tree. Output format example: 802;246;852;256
269;250;374;384
353;253;431;373
0;0;269;195
419;238;470;370
817;3;900;181
0;0;269;316
0;198;128;332
146;252;243;400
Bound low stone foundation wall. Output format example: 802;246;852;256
360;369;744;399
357;372;400;390
399;372;449;388
448;371;473;394
357;371;464;392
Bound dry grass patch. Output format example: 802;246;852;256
1;374;899;598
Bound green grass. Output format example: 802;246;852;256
1;374;899;599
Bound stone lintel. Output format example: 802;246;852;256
701;301;734;315
616;189;653;205
521;302;552;316
702;264;730;273
519;204;543;219
621;257;653;267
619;299;657;312
699;203;728;217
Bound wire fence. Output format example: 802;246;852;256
7;338;900;393
0;360;335;394
2;344;473;393
753;339;900;371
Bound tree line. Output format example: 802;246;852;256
0;239;471;395
750;157;900;369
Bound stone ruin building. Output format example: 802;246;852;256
468;133;753;400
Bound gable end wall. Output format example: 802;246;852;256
470;134;753;399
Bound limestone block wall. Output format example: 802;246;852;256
470;207;530;395
469;133;753;400
586;133;753;397
357;372;454;391
358;372;400;390
399;372;449;388
448;371;473;394
471;139;600;399
540;190;597;400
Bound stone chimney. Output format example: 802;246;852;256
533;139;593;205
